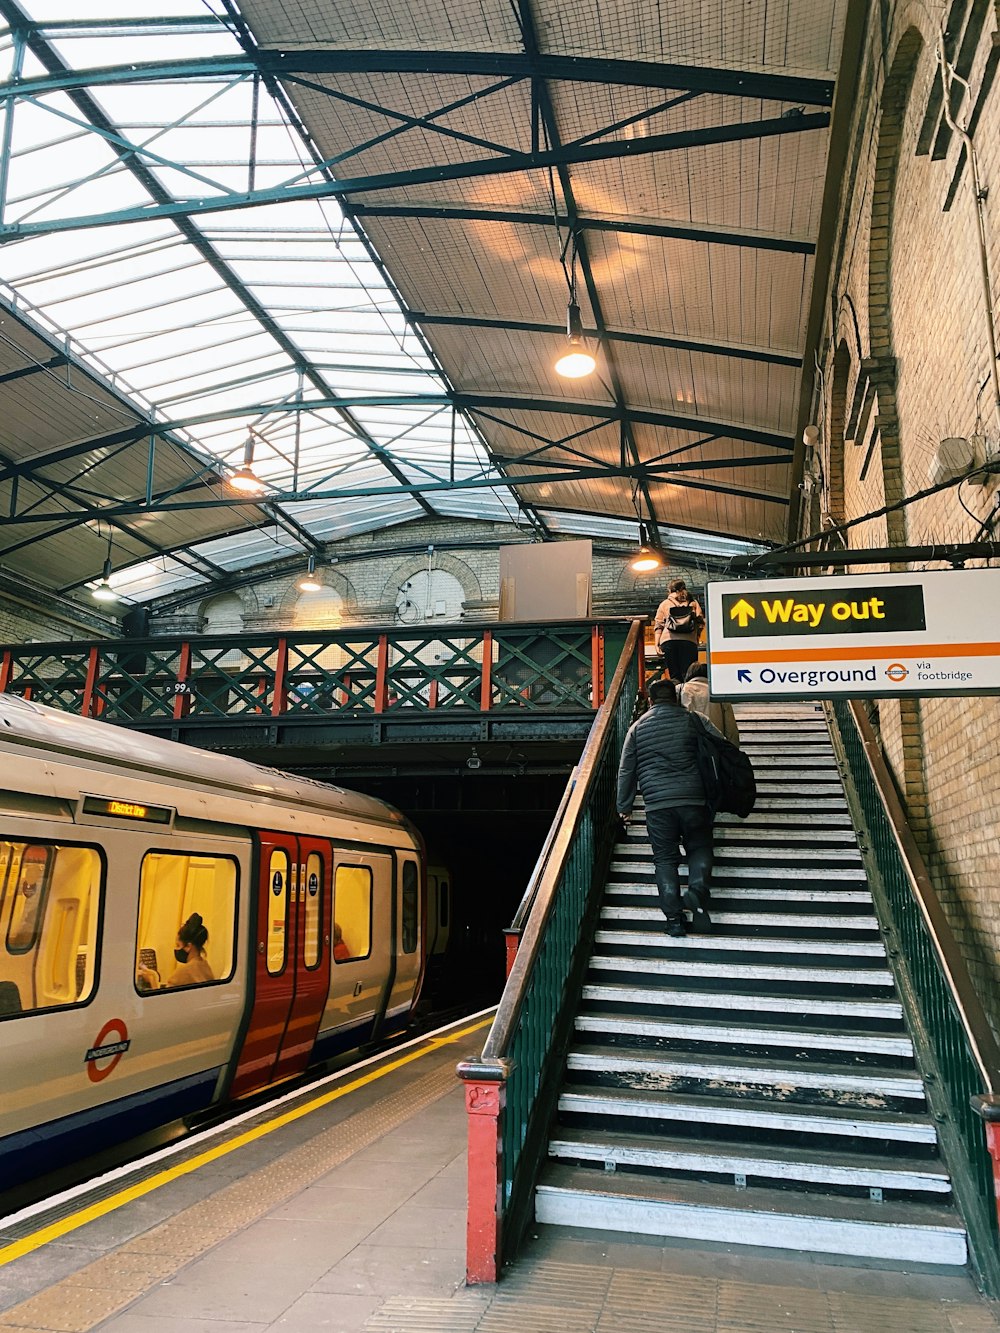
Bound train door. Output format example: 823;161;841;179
272;835;331;1082
325;848;392;1040
227;831;332;1099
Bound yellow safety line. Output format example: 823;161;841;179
0;1015;492;1268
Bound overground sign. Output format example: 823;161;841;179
705;569;1000;700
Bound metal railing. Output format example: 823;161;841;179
830;698;1000;1295
458;618;643;1281
0;620;635;724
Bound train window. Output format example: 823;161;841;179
135;852;237;993
266;849;289;976
1;840;103;1018
401;861;418;954
439;879;450;929
333;865;371;962
303;851;323;970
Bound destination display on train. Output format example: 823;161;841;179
705;569;1000;700
81;796;173;824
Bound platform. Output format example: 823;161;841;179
0;1011;996;1333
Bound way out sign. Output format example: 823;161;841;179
705;569;1000;700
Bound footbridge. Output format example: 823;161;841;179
0;618;639;776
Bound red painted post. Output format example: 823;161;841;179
428;678;439;710
459;1065;506;1284
82;646;100;718
591;624;605;706
255;676;267;713
983;1118;1000;1231
638;637;647;695
480;631;493;711
271;638;288;716
0;650;11;694
374;635;389;713
503;929;520;978
172;642;192;720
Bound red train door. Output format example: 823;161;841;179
272;835;332;1082
228;831;332;1100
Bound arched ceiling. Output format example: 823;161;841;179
0;0;863;606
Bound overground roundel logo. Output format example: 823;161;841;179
85;1018;130;1083
886;663;909;683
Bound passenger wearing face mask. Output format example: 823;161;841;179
137;913;214;989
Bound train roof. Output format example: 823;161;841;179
0;695;408;833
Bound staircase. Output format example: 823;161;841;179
534;702;968;1265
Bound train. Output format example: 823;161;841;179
0;693;446;1191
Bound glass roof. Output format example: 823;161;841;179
0;1;766;604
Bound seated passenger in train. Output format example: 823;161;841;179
332;921;351;962
137;913;215;989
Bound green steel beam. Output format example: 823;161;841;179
356;204;816;255
407;311;803;367
0;461;789;528
0;112;830;242
0;50;834;106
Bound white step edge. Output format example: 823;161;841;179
590;956;895;987
602;908;879;929
605;885;872;904
558;1089;935;1143
609;862;867;882
534;1185;967;1265
593;930;886;959
566;1049;925;1098
574;1014;913;1058
546;1137;948;1192
623;841;863;866
581;983;904;1021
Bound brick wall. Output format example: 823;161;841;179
148;518;716;635
821;5;1000;1016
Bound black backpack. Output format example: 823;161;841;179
688;713;756;818
667;601;700;634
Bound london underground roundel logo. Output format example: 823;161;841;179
85;1018;131;1083
886;663;909;683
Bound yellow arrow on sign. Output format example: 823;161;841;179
730;598;756;628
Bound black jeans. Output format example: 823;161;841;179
661;638;698;682
644;804;714;920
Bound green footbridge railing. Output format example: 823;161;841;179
457;618;643;1282
829;699;1000;1297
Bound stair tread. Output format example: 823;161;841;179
558;1085;936;1141
567;1043;925;1095
581;983;903;1019
536;1165;965;1234
590;954;895;985
574;1013;912;1056
602;908;878;927
594;931;885;958
548;1127;949;1187
605;886;872;902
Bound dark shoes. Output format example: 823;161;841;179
665;915;687;938
683;889;713;932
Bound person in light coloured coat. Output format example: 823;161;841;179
680;663;740;747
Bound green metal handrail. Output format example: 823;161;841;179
829;698;1000;1295
458;618;643;1275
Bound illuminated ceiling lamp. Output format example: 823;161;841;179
554;300;597;379
229;433;266;496
554;233;596;379
298;555;322;592
630;522;665;573
92;554;119;602
92;531;119;601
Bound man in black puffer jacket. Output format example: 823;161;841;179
616;677;718;936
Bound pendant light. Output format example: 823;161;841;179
554;235;596;379
298;555;322;592
229;433;265;495
629;522;664;573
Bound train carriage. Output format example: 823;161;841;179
0;695;428;1190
